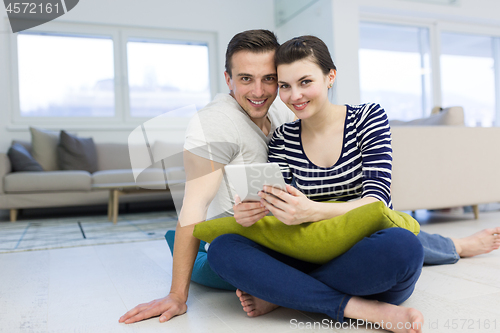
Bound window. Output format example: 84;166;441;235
11;23;216;126
440;32;497;127
17;33;115;117
359;22;432;121
127;39;210;118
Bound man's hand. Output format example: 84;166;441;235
233;195;269;227
259;185;317;225
119;293;187;324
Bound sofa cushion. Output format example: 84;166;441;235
7;143;44;172
58;130;98;173
389;106;464;126
153;141;184;168
165;167;186;183
92;168;165;185
92;169;136;185
30;127;60;171
4;171;91;193
95;143;132;171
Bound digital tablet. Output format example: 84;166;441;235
224;163;288;202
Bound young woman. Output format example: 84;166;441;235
207;36;425;333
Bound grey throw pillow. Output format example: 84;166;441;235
57;130;98;173
11;140;32;152
30;127;60;171
7;143;44;172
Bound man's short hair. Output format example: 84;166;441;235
225;29;279;78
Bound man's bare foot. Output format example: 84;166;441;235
345;297;424;333
452;227;500;258
236;289;279;317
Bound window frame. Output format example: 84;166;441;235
120;27;217;127
359;15;438;118
494;37;500;126
438;21;500;126
8;21;217;130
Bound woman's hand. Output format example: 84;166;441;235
259;185;317;225
233;195;269;227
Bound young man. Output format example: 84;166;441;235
119;29;294;324
119;29;500;325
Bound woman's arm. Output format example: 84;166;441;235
258;185;379;225
311;196;379;220
357;103;393;207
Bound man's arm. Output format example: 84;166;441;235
119;150;225;324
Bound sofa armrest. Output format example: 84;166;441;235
391;127;500;211
0;153;12;195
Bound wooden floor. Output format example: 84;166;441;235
1;209;500;333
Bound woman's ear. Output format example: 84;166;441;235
329;69;337;86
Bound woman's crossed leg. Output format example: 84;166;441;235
207;228;424;333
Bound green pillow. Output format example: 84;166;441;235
193;201;420;264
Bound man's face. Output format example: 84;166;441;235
224;50;278;121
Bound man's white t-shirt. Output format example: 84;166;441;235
184;93;294;220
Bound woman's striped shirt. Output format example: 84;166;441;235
267;103;393;209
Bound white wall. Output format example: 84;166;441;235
0;0;276;151
276;0;500;105
276;0;361;105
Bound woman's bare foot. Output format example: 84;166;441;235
377;303;424;333
345;297;423;333
236;289;279;317
452;227;500;257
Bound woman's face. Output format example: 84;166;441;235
277;58;335;120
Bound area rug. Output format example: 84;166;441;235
0;211;178;253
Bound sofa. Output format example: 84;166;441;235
3;107;499;222
390;126;500;217
390;106;500;218
0;141;185;222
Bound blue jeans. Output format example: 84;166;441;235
165;230;236;291
417;231;459;265
207;228;424;322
